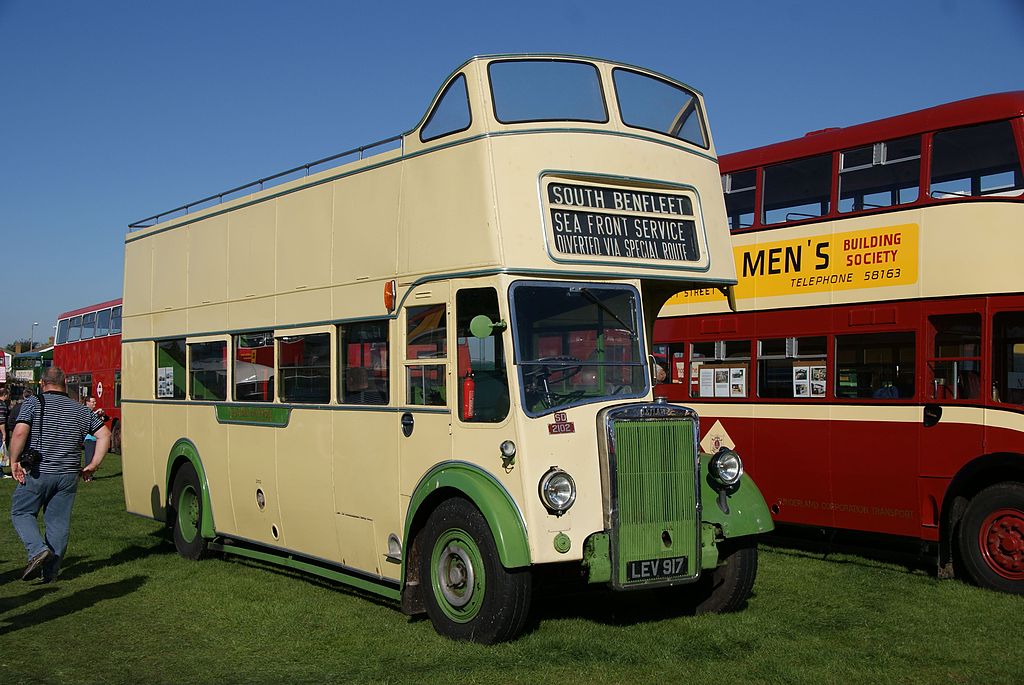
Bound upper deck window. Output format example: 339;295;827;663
96;308;111;337
930;120;1024;199
81;312;96;340
839;136;920;212
68;316;82;342
763;154;832;225
488;60;607;124
111;306;122;335
420;74;471;143
56;319;70;345
613;68;708;148
723;169;756;230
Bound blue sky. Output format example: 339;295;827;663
1;0;1021;347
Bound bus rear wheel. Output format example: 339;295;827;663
685;538;759;614
958;482;1024;594
169;463;208;560
419;498;532;643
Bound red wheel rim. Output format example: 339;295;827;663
978;507;1024;580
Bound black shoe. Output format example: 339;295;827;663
22;549;52;581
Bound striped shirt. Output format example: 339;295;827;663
17;391;104;474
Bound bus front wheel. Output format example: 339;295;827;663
685;538;759;614
169;463;208;560
958;482;1024;594
419;498;532;643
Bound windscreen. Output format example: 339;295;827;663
511;282;647;415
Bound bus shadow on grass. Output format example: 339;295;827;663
762;526;936;578
58;538;174;582
529;577;753;629
0;532;171;586
0;575;147;635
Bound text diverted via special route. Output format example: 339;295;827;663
546;181;700;263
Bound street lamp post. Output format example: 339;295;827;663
29;321;38;351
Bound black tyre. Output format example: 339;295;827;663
110;420;122;454
957;482;1024;594
169;463;208;560
688;538;759;614
419;498;532;643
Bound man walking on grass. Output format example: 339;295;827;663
8;367;111;582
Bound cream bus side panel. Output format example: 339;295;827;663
332;164;401;286
150;230;188;338
919;202;1022;299
276;184;334;326
227;202;277;330
333;410;400;579
398;140;499;279
123;239;153;333
184;405;234;536
275;408;341;562
227;422;281;545
122;341;155;518
186;215;229;334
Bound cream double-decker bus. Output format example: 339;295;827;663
122;54;773;642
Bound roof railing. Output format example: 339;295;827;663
128;133;404;230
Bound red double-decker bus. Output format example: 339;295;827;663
654;92;1024;593
54;298;123;450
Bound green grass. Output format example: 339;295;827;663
1;456;1021;684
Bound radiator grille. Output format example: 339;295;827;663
612;418;699;587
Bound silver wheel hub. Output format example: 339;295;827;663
437;543;475;607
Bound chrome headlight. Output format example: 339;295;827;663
709;448;744;487
539;467;576;514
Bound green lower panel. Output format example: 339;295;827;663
613;419;698;587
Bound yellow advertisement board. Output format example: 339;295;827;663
668;223;918;304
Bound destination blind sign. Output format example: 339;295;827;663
547;182;700;263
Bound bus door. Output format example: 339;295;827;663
829;324;920;536
334;319;398;576
400;287;453;494
989;306;1024;448
918;300;987;531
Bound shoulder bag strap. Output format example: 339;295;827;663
32;393;45;452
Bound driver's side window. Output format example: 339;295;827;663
456;288;509;422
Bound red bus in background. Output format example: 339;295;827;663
54;298;123;451
654;92;1024;593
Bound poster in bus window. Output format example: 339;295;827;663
730;367;746;397
714;368;729;397
793;365;809;397
699;367;714;397
157;367;174;398
810;365;826;397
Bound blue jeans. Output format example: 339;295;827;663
10;471;80;579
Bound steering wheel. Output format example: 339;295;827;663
521;356;584;385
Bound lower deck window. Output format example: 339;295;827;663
235;332;275;402
758;336;827;398
279;333;331;404
835;332;915;399
341;321;389;405
156;339;186;400
691;340;750;398
189;341;227;401
994;312;1024;405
